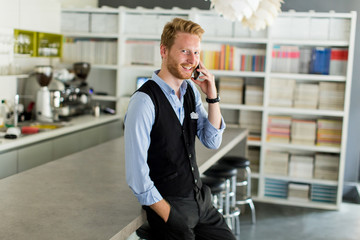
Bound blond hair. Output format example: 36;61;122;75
161;18;205;49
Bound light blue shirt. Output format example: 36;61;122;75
124;70;225;206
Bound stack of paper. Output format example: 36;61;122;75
318;82;345;110
240;111;262;141
288;183;310;201
317;119;342;147
311;184;337;203
293;83;319;109
299;47;312;74
247;147;260;173
269;78;295;107
314;154;339;180
218;77;244;104
291;119;317;145
271;45;300;73
264;178;288;199
289;155;314;179
125;40;160;66
264;151;289;176
244;78;264;106
267;115;292;143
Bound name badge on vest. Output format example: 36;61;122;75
190;112;199;119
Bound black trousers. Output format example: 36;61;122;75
143;185;236;240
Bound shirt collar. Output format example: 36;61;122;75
151;70;188;97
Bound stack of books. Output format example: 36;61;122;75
200;44;266;71
311;184;337;203
247;147;260;173
244;78;264;106
240;111;262;141
288;155;314;179
314;154;339;180
293;83;319;109
63;39;118;65
269;78;295;107
317;119;342;147
318;82;345;110
291;119;317;145
267;115;292;143
264;178;288;199
329;48;348;76
288;183;310;201
264;150;289;176
309;47;331;75
218;77;244;104
271;45;300;73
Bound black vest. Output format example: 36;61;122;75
137;80;202;197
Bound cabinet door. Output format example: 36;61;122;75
53;133;81;160
80;126;101;150
97;120;123;143
18;141;53;172
0;0;20;28
19;0;61;33
0;150;17;179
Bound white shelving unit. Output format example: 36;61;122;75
60;8;120;109
61;7;356;210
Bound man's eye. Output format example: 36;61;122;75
182;50;190;54
194;51;200;55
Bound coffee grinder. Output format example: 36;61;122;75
34;65;54;122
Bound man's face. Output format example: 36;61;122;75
164;32;201;80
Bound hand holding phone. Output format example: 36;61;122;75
193;65;200;80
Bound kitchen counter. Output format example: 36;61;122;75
0;114;121;152
0;127;247;240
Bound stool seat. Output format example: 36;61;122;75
219;156;250;168
136;222;153;240
204;163;238;179
201;176;226;194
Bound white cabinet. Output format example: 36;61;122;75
60;8;119;113
0;0;20;29
18;140;53;172
0;150;17;178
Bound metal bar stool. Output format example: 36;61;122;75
201;176;226;213
203;163;240;235
219;156;256;224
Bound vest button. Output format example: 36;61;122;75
191;167;194;171
194;179;198;183
189;154;192;158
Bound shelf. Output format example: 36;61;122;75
63;32;118;39
251;173;260;178
253;196;338;210
267;107;344;117
212;70;266;78
91;95;118;101
248;140;261;147
271;39;349;47
91;64;118;70
221;103;263;111
265;142;341;153
269;73;346;82
203;36;268;44
263;174;338;186
0;74;29;80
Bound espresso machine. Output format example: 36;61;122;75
34;65;54;122
60;62;92;117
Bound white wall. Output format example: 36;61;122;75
59;0;98;8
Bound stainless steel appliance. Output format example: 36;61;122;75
59;62;92;117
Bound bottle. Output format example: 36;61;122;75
0;100;8;127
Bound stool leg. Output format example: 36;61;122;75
249;199;256;224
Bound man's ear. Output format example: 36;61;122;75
160;44;167;59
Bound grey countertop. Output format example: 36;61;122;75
0;127;247;240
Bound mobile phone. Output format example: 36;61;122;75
193;65;200;80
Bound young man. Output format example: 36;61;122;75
125;18;236;240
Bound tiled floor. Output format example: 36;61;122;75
129;202;360;240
